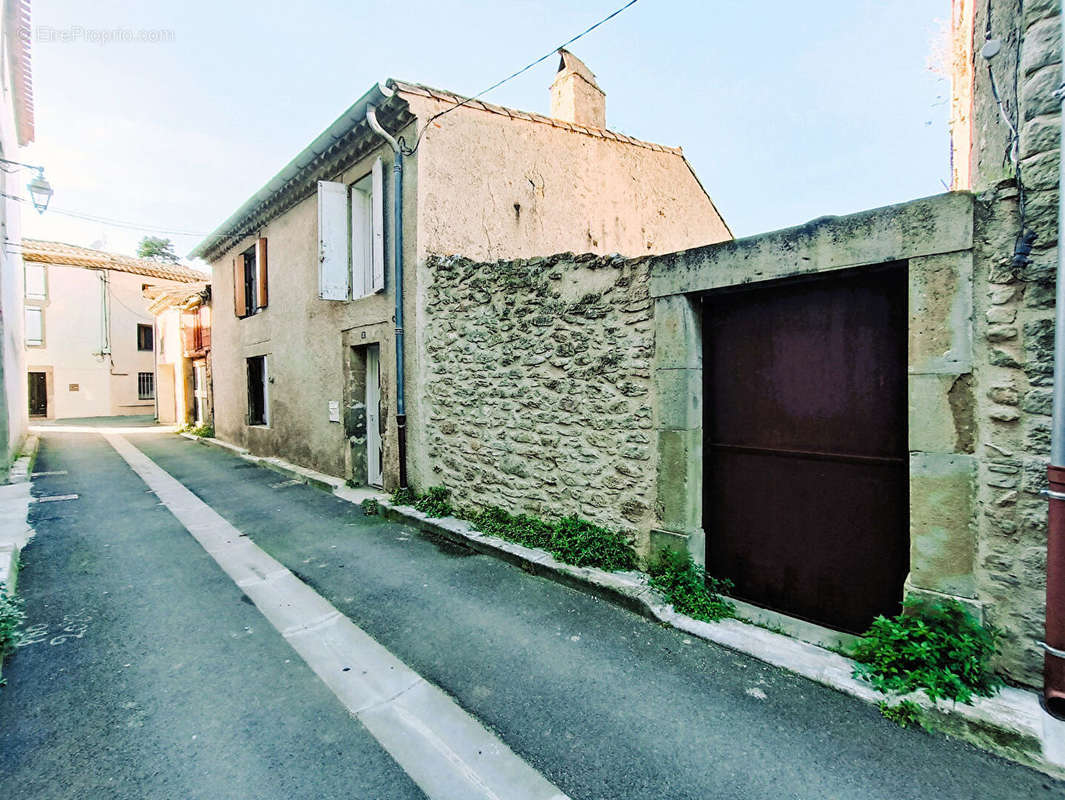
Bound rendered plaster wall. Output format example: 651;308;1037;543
0;12;27;470
25;265;191;420
962;0;1062;686
209;130;418;483
408;93;730;263
107;269;160;417
421;252;656;548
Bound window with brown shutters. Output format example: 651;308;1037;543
233;238;268;318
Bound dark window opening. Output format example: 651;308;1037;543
242;246;257;318
138;372;155;400
247;355;267;425
137;324;154;351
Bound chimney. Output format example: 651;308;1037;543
549;49;606;129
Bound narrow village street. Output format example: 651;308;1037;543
1;426;1061;799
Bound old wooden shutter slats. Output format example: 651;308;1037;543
233;255;246;317
371;156;385;293
256;237;269;309
318;181;349;300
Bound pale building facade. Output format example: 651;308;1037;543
193;53;732;491
0;0;36;474
149;283;212;428
21;240;206;420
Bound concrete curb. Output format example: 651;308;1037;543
187;432;1065;778
0;433;40;681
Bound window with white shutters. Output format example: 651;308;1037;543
317;156;385;300
25;306;42;346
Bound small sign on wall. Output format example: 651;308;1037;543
69;384;79;392
328;400;340;423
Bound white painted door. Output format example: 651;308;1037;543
193;363;207;425
366;345;382;487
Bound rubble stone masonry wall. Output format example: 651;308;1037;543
969;0;1061;685
421;252;656;550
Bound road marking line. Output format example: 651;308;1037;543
102;432;568;800
31;493;79;503
31;470;68;477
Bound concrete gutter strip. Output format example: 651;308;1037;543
123;433;568;800
187;433;1065;778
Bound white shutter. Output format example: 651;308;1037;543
371;157;385;293
351;182;372;297
318;181;349;300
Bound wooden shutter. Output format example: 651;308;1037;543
318;181;349;300
233;255;246;317
200;304;211;349
371;157;385;293
181;313;195;353
255;237;268;309
351;183;372;297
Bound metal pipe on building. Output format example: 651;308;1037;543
366;103;408;489
1043;7;1065;717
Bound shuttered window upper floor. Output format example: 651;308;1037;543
233;237;268;318
317;156;385;301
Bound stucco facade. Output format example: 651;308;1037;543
21;241;206;420
198;67;731;491
150;284;212;427
0;0;35;475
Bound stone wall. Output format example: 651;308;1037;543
966;0;1061;686
421;252;656;548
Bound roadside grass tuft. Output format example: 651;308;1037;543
414;486;453;518
647;548;735;622
360;498;379;516
179;423;214;438
878;699;927;729
470;506;637;572
0;583;24;657
850;597;1001;704
390;486;416;506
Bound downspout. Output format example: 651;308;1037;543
366;103;408;489
1044;7;1065;717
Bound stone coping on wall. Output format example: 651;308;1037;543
186;431;1065;777
647;191;974;298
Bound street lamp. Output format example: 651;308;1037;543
0;158;53;214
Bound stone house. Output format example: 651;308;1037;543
148;283;212;428
21;240;206;420
191;52;731;491
418;0;1063;691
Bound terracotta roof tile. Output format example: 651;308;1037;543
22;239;208;283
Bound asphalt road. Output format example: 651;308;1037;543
0;432;425;800
2;429;1064;799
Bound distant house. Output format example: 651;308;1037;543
21;240;206;420
148;283;212;428
190;51;732;489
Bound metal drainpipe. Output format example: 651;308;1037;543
366;104;408;489
1043;7;1065;717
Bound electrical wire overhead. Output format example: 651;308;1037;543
400;0;640;155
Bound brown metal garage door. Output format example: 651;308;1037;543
702;264;908;634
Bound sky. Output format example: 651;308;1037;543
19;0;951;266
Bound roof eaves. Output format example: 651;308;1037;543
189;81;401;262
